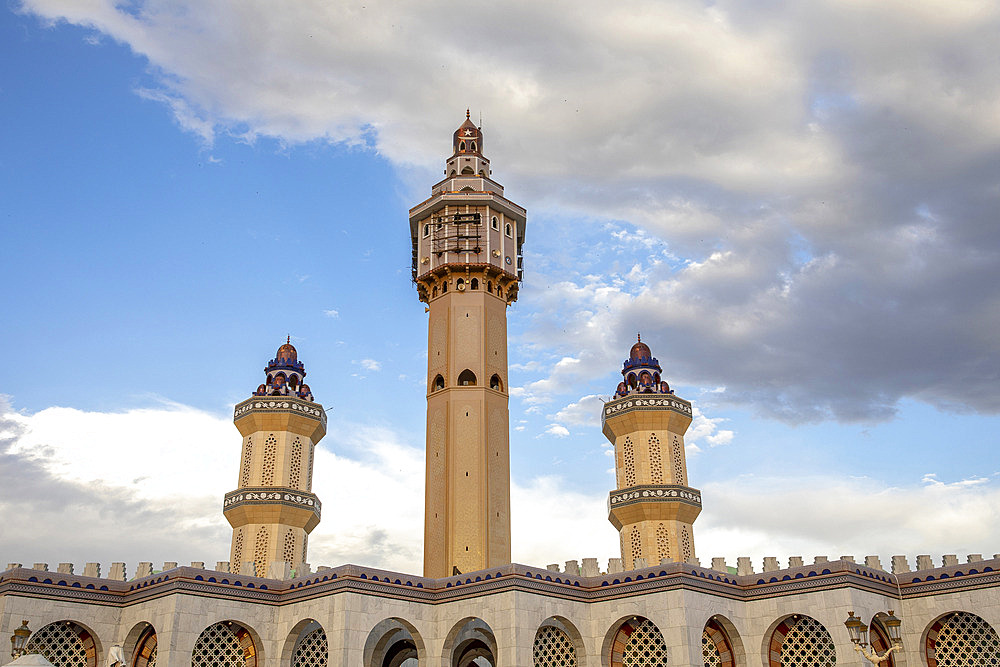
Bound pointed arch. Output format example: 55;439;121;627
458;369;477;386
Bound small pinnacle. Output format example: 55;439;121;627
466;108;470;119
287;335;290;344
637;332;641;342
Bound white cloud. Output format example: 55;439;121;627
686;406;735;450
17;0;1000;423
359;358;381;371
323;309;340;319
544;424;570;438
2;398;997;575
552;394;605;428
697;473;1000;567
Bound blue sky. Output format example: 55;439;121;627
2;1;1000;574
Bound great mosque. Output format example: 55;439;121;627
1;116;999;667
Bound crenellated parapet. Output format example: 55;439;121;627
4;553;998;594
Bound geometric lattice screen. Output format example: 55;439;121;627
533;625;577;666
292;627;329;667
619;618;668;667
927;611;1000;667
702;619;735;667
25;622;94;667
774;616;836;667
191;622;257;667
702;629;722;667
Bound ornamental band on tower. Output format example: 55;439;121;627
410;113;526;577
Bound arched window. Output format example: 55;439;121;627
533;625;576;667
492;216;499;230
926;611;1000;667
608;618;666;667
505;223;513;237
487;281;493;293
460;141;466;151
489;374;502;391
192;621;259;667
291;623;328;667
627;373;637;389
471;141;477;151
442;282;448;293
457;278;465;291
768;615;835;667
26;621;97;667
458;369;477;386
462;166;474;175
433;375;445;391
432;286;438;298
423;224;430;237
289;375;299;390
471;278;479;290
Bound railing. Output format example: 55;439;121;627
233;397;327;428
223;487;322;515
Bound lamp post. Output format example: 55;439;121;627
845;611;903;664
10;620;31;659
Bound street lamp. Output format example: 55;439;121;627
10;620;31;659
845;611;902;664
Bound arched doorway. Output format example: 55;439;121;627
444;618;496;667
364;617;424;667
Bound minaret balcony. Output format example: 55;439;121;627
608;484;703;529
601;394;693;439
223;487;322;532
233;396;326;441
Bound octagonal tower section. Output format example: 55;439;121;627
224;339;325;578
603;335;702;569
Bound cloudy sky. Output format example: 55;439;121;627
2;0;999;576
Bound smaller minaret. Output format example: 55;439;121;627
603;335;702;568
224;339;325;577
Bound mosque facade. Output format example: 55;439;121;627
2;118;1000;667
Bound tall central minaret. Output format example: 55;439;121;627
410;113;526;577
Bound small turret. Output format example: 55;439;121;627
252;336;314;402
